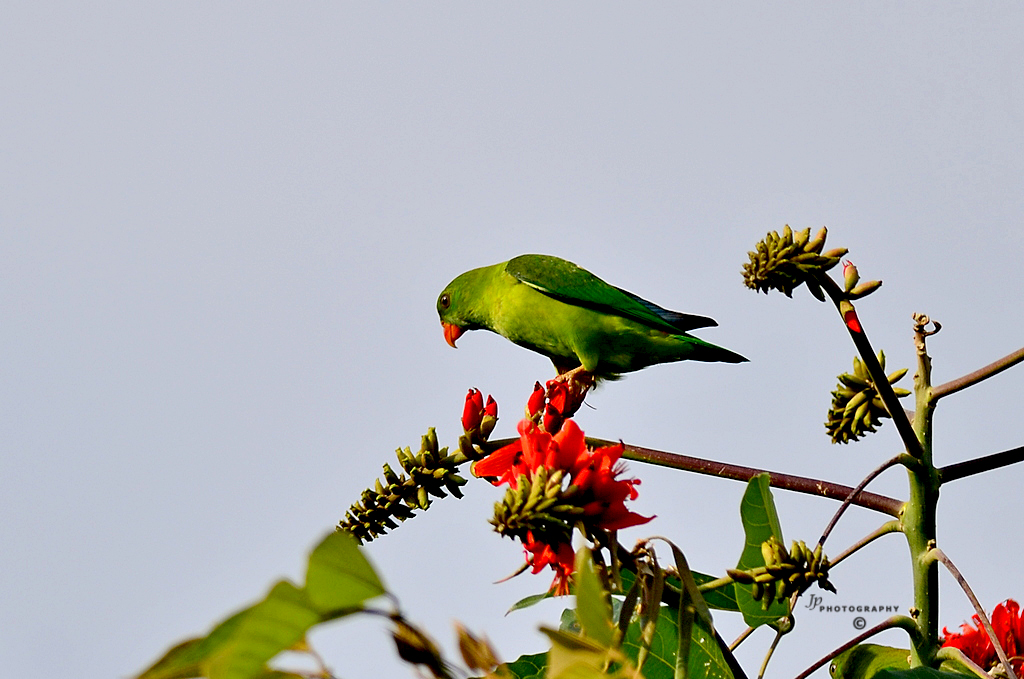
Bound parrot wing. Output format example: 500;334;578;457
504;254;718;334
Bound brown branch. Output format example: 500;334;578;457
939;444;1024;484
932;346;1024;401
593;440;905;517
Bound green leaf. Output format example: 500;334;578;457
136;608;259;679
573;549;615;648
621;607;733;679
306;531;386;613
499;651;547;679
136;532;388;679
507;591;554;614
541;627;613;679
735;474;789;627
205;581;321;679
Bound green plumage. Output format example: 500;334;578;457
436;254;746;380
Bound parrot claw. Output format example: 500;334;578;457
556;366;595;390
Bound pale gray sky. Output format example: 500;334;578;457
1;3;1022;678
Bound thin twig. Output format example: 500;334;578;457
730;626;755;651
817;454;907;549
791;615;921;679
758;628;785;679
939;444;1024;484
927;548;1019;679
829;521;902;568
932;346;1024;401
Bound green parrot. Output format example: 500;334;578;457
436;254;746;382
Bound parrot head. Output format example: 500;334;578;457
436;268;486;348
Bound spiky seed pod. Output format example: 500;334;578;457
489;467;581;546
826;351;912;444
338;427;472;543
747;538;836;606
742;226;847;298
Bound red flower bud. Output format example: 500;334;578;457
462;388;484;432
543;403;563;434
526;382;545;418
546;380;568;415
484;395;497;419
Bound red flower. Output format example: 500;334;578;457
523;532;575;596
942;599;1024;675
475;416;652;529
473;382;651;594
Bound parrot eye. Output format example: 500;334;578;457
439;293;451;309
829;663;837;677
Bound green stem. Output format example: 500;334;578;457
696;575;735;593
828;520;902;568
905;314;941;667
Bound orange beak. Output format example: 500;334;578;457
442;322;464;348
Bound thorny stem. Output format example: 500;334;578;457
939;444;1024;483
932;345;1024;401
925;547;1020;679
817;274;925;459
828;520;902;568
791;615;922;679
907;314;941;667
817;454;907;550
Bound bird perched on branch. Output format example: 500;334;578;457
436;254;746;384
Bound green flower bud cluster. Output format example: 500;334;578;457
338;427;469;543
728;536;835;609
490;467;584;546
742;225;848;300
826;351;911;444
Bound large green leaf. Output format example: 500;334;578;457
306;531;386;613
205;581;321;679
136;607;263;679
621;607;733;679
735;474;788;627
136;532;387;679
